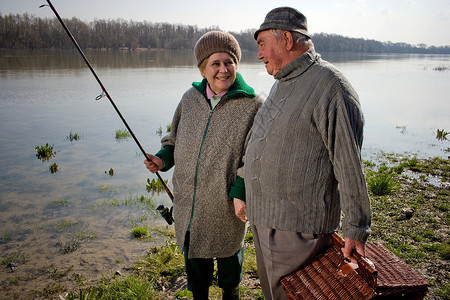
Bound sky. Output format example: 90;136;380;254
1;0;450;47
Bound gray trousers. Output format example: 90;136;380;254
252;225;332;300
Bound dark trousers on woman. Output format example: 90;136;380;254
184;231;244;300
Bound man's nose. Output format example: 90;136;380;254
257;48;263;60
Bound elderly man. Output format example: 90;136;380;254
245;7;372;299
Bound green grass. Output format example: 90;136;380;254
156;124;171;138
121;194;156;210
436;129;449;141
105;168;114;176
57;154;450;300
367;154;449;299
98;184;118;195
66;240;185;299
0;234;12;243
51;219;97;254
434;66;450;71
115;128;131;140
54;219;79;231
367;171;398;196
49;198;71;207
1;250;27;268
35;143;56;161
146;178;168;194
49;162;58;173
67;131;82;142
131;226;149;239
67;275;160;300
155;126;163;137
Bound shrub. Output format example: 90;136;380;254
368;171;398;196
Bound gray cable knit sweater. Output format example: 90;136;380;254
158;73;263;258
245;48;371;242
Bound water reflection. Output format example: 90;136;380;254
320;51;450;63
0;49;267;71
3;49;448;73
0;49;193;70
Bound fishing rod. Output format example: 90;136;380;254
40;0;174;224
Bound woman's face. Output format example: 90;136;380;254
200;52;237;94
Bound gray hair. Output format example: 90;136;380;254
270;29;310;45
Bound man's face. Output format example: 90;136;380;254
256;30;289;76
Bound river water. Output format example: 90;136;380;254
0;49;449;298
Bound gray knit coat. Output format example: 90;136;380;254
160;74;263;258
245;47;371;242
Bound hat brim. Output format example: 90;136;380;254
254;25;310;40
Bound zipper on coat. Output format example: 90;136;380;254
188;109;214;231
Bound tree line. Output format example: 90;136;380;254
1;13;449;54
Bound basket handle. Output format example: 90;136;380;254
331;232;378;288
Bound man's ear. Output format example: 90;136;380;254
283;31;294;50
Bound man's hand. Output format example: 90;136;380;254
233;198;248;223
343;237;366;263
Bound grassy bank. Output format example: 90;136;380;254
364;154;449;299
46;155;450;299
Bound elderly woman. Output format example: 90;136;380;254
144;31;262;300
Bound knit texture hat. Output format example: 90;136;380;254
194;31;241;67
254;7;310;40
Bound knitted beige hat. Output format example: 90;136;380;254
194;31;241;67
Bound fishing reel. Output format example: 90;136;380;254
156;205;174;225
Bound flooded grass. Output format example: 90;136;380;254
146;178;168;194
35;143;56;161
0;234;12;244
433;65;450;71
131;226;150;239
66;131;82;142
156;124;171;138
110;193;157;211
49;162;58;173
51;219;98;254
155;126;163;137
54;219;79;232
115;128;131;141
98;184;119;195
437;129;449;141
1;250;26;270
48;198;71;208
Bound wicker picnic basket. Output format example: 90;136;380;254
281;233;430;299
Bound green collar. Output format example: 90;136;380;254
192;72;256;100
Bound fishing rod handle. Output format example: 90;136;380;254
156;171;174;201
